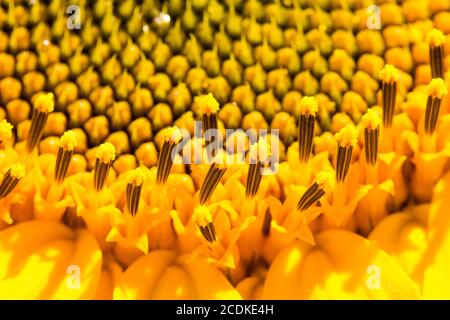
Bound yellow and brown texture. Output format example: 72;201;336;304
0;0;450;299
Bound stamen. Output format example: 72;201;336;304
93;142;116;191
361;109;381;166
298;96;318;163
126;167;145;216
246;137;271;198
27;92;55;152
335;125;358;183
192;205;216;243
262;208;272;237
0;163;26;199
426;29;446;79
156;126;183;185
199;163;227;205
54;130;77;183
425;78;448;135
195;93;220;132
0;119;13;146
297;170;335;211
379;64;399;128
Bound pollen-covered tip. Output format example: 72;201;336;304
427;78;448;99
96;142;116;164
0;163;26;199
59;130;78;151
195;93;220;115
426;28;446;48
192;205;216;243
378;64;399;84
335;124;358;148
34;92;55;113
298;96;319;116
126;167;145;216
162;126;183;144
54;131;78;183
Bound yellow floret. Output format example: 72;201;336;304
426;28;446;47
316;170;336;193
192;205;213;227
59;130;78;151
298;96;318;116
34;92;55;113
361;108;382;130
0;119;13;141
427;78;448;99
378;64;399;83
127;167;146;186
8;163;26;179
195;93;220;115
335;124;358;147
96;142;116;164
162;126;183;143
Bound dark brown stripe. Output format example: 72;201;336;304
199;163;227;205
262;209;272;237
336;145;353;183
26;110;49;152
424;96;442;135
364;127;379;166
126;183;142;216
156;141;176;185
0;170;19;199
381;81;397;128
246;161;263;198
202;113;218;133
298;114;315;163
93;159;111;191
54;147;73;183
430;46;444;79
297;182;325;211
199;222;216;242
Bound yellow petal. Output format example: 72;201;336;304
263;230;421;299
